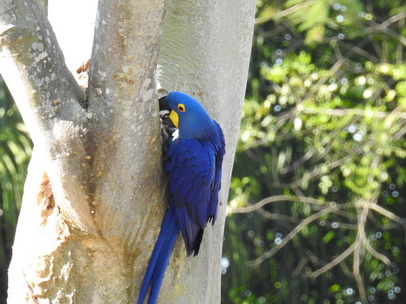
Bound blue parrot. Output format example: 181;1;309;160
136;92;225;304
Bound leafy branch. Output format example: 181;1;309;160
241;193;405;303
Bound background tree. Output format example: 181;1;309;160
0;76;32;301
223;1;406;303
0;0;255;303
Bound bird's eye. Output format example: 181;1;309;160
177;104;186;112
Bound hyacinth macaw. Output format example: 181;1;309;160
136;92;225;304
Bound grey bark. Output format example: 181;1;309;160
0;0;255;302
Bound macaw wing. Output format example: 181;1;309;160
208;121;226;223
168;138;217;255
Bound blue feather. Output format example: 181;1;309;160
137;92;225;304
137;205;179;304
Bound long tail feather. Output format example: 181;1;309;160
137;205;179;304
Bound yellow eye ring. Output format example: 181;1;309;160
177;104;186;112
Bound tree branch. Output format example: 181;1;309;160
0;0;99;231
353;202;368;303
309;243;355;278
88;0;166;114
249;203;353;267
365;12;406;46
300;107;406;119
289;150;362;188
155;1;256;302
80;0;168;247
256;0;316;24
0;0;85;129
368;203;406;229
363;236;391;266
231;195;328;214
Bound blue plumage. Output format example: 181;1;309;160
137;92;225;304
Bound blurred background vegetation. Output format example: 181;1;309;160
0;76;32;301
0;0;405;303
222;0;405;304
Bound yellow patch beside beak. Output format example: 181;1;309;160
169;110;179;128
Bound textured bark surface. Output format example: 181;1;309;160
156;1;256;303
0;0;255;302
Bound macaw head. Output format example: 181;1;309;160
159;92;215;140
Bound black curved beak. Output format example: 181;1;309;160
159;96;172;112
159;95;176;128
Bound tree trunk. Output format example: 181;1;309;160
0;0;255;303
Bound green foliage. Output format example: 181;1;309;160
0;76;32;300
223;1;406;303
